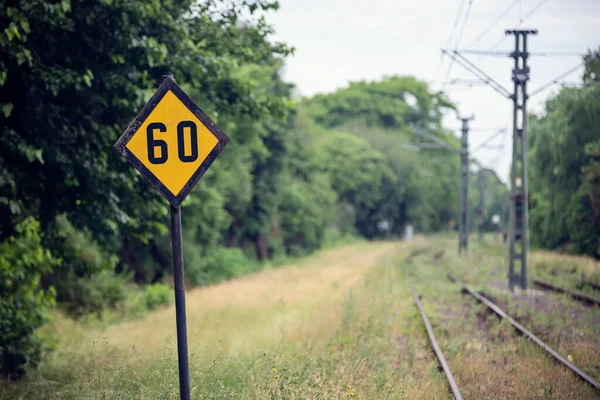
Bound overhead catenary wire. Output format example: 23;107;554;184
447;78;489;86
486;0;549;54
442;0;476;89
458;50;587;57
529;52;588;57
472;128;507;153
530;54;600;97
464;0;520;49
489;113;511;172
402;143;450;150
560;81;600;87
452;52;512;96
441;49;511;98
436;0;469;85
411;125;458;152
453;0;475;51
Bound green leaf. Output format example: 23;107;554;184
61;0;71;13
19;18;30;34
35;149;44;164
8;200;21;214
2;103;13;117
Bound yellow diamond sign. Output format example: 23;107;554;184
114;76;229;206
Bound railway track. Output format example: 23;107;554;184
578;279;600;292
401;257;463;400
532;278;600;307
402;254;600;399
549;271;600;292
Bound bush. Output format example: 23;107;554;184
279;178;336;255
186;247;253;286
50;215;125;317
140;283;173;311
56;270;128;318
0;218;59;379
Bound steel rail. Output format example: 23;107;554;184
447;272;600;394
402;259;463;400
532;279;600;307
548;271;600;291
579;279;600;292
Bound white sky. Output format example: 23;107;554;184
268;0;600;182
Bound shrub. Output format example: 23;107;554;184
279;179;336;255
140;283;173;311
186;247;253;286
56;270;128;318
0;217;59;379
50;215;125;317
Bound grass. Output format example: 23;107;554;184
4;241;447;399
411;234;600;399
2;235;599;399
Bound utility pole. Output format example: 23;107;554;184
478;170;485;243
458;116;473;255
443;30;600;288
507;29;536;290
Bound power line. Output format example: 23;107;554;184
454;51;511;95
444;86;476;93
458;50;587;57
442;49;511;98
487;0;548;54
530;54;600;97
454;0;475;50
465;0;519;49
467;127;505;133
519;0;523;22
411;125;458;152
472;128;507;153
401;143;451;150
447;125;506;132
560;81;600;87
446;78;489;87
491;115;511;171
458;50;512;57
442;0;476;89
436;0;469;86
529;52;588;57
446;0;468;53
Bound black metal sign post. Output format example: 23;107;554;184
114;75;230;400
171;204;190;400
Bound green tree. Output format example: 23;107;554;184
0;0;291;246
301;76;461;236
528;51;600;257
0;218;58;379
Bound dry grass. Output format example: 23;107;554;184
531;250;600;278
414;234;600;399
65;241;398;361
4;235;599;399
6;240;451;399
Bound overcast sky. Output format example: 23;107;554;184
268;0;600;182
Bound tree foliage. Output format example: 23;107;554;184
0;218;58;379
302;76;507;236
528;52;600;258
